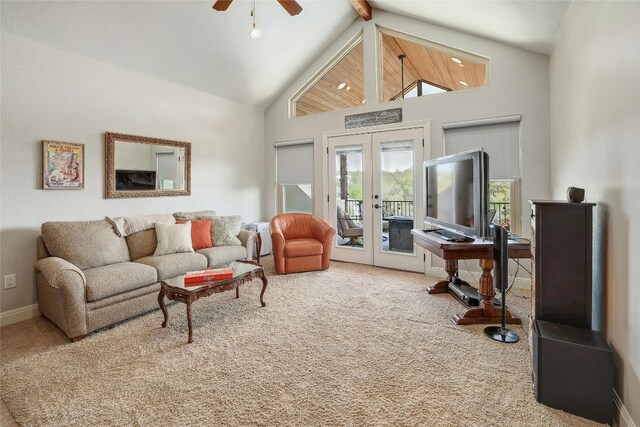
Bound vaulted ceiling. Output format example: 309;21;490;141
1;1;572;109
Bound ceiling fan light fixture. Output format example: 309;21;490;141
249;0;262;39
249;25;263;39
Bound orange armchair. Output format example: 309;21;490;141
269;214;336;275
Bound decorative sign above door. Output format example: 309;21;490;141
345;108;402;129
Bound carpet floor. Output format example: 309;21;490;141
0;257;602;426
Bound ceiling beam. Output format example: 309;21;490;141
212;0;233;12
349;0;372;21
277;0;303;16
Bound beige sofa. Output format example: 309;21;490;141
34;211;258;341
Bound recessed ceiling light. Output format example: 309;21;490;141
337;82;346;90
459;80;469;86
346;86;351;91
451;57;462;64
361;100;365;104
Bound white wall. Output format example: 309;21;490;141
0;33;265;314
549;1;640;424
265;10;550;276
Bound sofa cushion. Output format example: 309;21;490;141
212;215;242;246
173;210;217;221
42;220;130;270
84;262;158;302
126;229;157;261
154;222;194;256
284;238;323;258
197;246;247;268
136;252;208;281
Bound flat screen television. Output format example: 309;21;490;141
115;169;156;191
423;149;489;239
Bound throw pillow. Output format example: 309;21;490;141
153;222;194;256
176;219;213;250
212;215;242;246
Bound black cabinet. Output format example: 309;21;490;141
532;320;613;424
530;200;595;328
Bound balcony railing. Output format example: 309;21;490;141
344;199;414;220
344;199;511;228
490;201;511;229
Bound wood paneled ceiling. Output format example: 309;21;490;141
294;33;486;117
382;33;486;101
295;41;365;117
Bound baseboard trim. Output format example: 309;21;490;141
0;304;40;327
429;267;531;290
614;389;637;427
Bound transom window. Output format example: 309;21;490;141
291;36;364;118
380;29;488;102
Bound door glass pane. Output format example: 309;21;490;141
335;146;364;247
380;141;414;253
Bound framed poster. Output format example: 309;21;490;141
42;141;84;190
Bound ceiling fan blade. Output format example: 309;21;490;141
212;0;233;12
277;0;302;16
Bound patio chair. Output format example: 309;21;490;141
337;206;364;246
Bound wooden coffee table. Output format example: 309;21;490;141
158;260;267;343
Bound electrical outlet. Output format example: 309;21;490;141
4;274;17;289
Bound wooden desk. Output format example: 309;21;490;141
411;229;531;325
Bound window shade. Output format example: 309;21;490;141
276;140;314;184
444;118;521;179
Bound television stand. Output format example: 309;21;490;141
447;280;502;308
424;228;474;243
411;229;531;325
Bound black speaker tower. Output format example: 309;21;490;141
485;225;519;343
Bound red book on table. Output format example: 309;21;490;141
184;268;233;285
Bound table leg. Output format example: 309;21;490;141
260;276;267;307
451;258;521;325
236;286;240;299
426;259;458;294
186;300;193;344
256;233;262;264
158;289;169;328
478;258;497;318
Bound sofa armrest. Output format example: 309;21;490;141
35;257;88;339
237;229;258;261
35;257;86;289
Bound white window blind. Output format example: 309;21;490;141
443;116;521;179
275;139;314;184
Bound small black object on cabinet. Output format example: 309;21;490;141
529;200;595;328
532;320;613;424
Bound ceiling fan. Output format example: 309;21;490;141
212;0;303;16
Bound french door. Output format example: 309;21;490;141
326;127;425;272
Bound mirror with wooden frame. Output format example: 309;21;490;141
105;132;191;199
